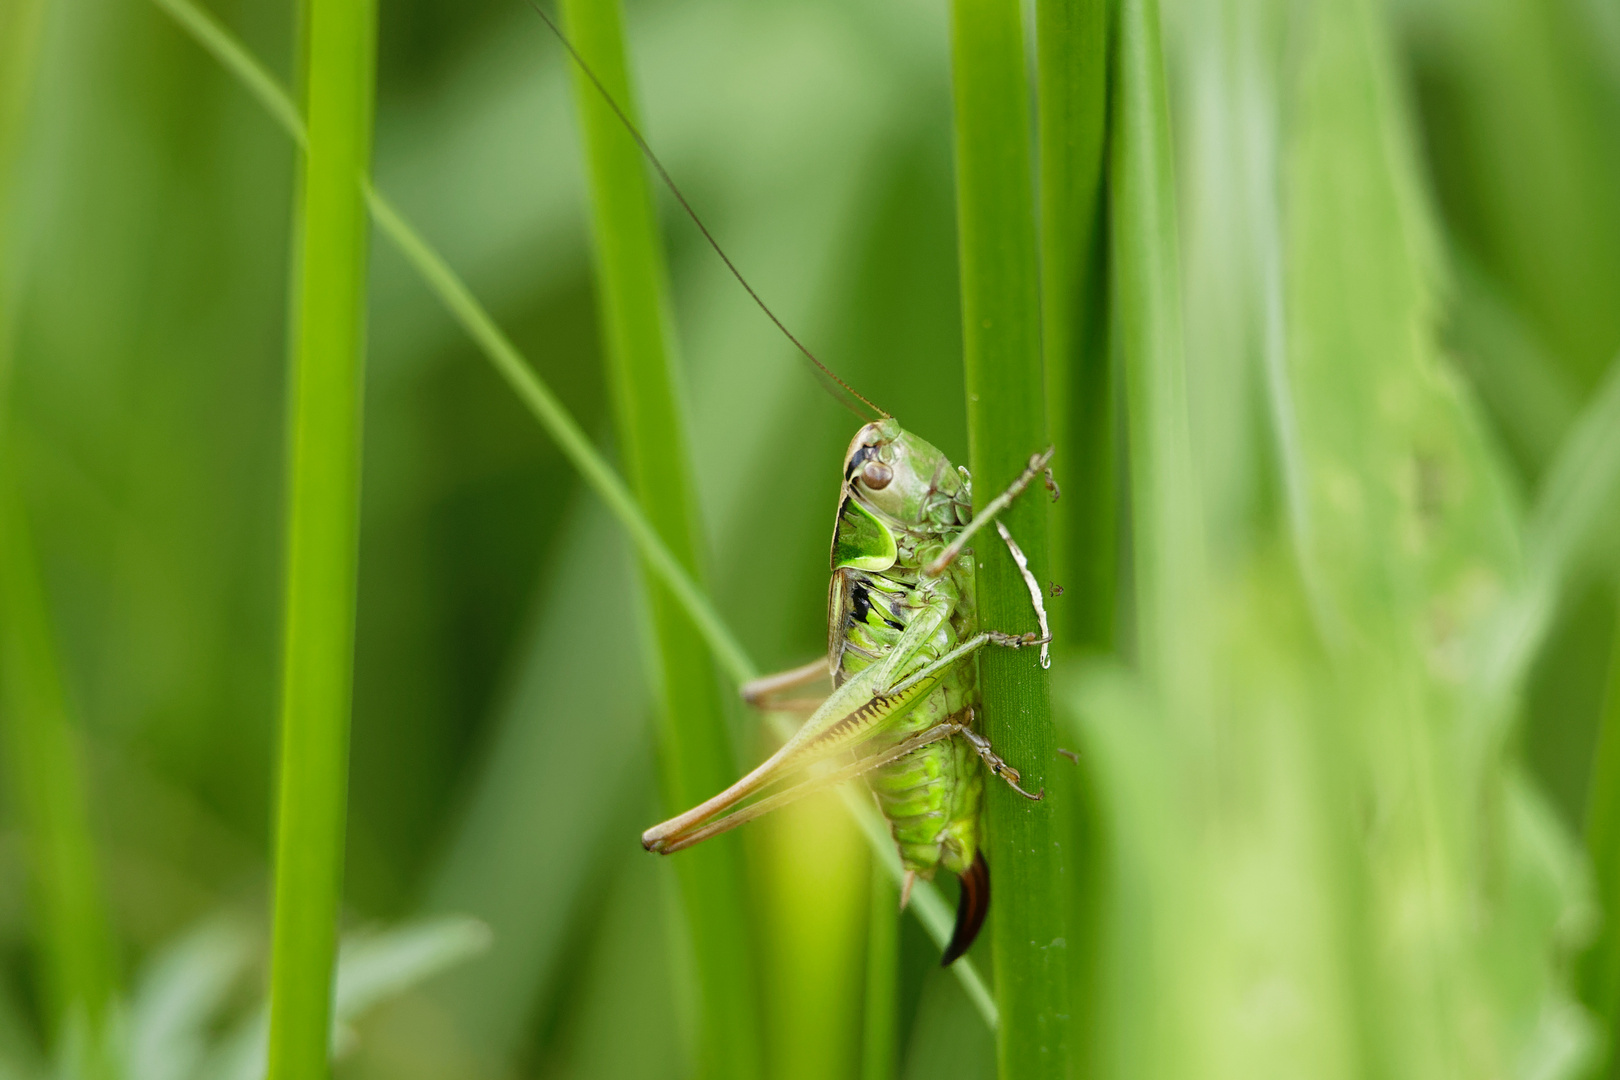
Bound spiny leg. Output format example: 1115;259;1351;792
996;520;1051;670
884;629;1047;700
923;447;1055;578
960;724;1043;801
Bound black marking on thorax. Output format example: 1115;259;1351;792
849;578;904;632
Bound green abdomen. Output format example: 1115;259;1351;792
834;567;984;878
867;714;983;876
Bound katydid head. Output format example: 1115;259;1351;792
842;419;965;529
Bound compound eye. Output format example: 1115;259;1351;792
862;461;894;490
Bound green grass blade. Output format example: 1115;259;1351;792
756;794;866;1080
147;0;999;1030
861;864;898;1080
0;477;118;1041
0;0;117;1054
1478;354;1620;711
1582;604;1620;1067
1444;248;1579;479
950;0;1070;1074
1038;0;1112;654
556;0;761;1076
149;0;305;148
1521;354;1620;603
1111;0;1199;691
264;0;378;1075
1035;3;1111;1070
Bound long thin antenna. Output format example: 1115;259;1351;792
530;3;888;421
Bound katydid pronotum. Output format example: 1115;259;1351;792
536;6;1057;965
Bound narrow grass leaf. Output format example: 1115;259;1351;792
1582;603;1620;1056
264;0;378;1075
0;478;118;1041
861;864;899;1080
557;0;761;1075
1110;0;1202;694
148;0;305;148
1034;1;1111;1068
950;0;1070;1073
1478;354;1620;718
757;791;866;1080
1522;354;1620;598
0;0;117;1054
1037;0;1112;653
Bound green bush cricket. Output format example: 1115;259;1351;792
535;5;1058;965
644;426;1057;962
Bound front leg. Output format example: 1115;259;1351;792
923;447;1055;578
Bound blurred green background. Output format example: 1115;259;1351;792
1;0;1619;1076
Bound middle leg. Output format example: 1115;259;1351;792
959;721;1043;801
740;657;829;710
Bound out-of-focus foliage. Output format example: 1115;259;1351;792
0;0;1618;1075
1073;0;1620;1078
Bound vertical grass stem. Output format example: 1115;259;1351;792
861;865;898;1080
1039;0;1113;655
1111;0;1199;693
0;0;118;1056
950;0;1072;1074
0;479;118;1044
264;0;378;1075
558;1;762;1076
1582;597;1620;1071
1035;3;1112;1071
